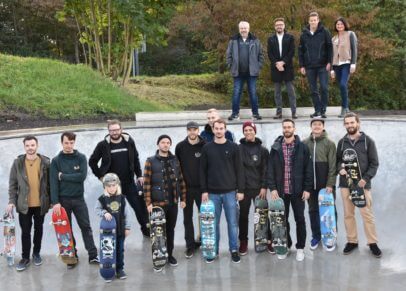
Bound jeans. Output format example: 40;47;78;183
18;207;45;259
333;64;351;109
306;67;329;113
162;204;178;257
274;81;297;114
209;191;239;253
231;75;259;115
116;236;125;272
122;181;149;233
183;188;202;249
60;198;98;259
282;194;306;249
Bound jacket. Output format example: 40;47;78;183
96;194;129;237
201;124;234;142
332;31;358;66
267;32;295;82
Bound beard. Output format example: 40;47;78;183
283;131;294;138
346;127;358;135
110;134;121;141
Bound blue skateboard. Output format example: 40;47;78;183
318;188;337;251
99;216;116;282
200;200;216;260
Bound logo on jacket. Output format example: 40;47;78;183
252;154;258;162
195;152;201;158
108;201;120;213
74;165;80;170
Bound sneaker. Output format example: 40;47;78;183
321;113;327;118
116;269;127;279
239;240;248;256
168;256;178;266
343;242;358;255
142;228;150;238
277;253;287;260
310;238;320;250
105;279;112;283
273;113;282;119
194;240;201;249
89;256;100;264
153;267;163;272
296;249;305;261
310;112;321;118
252;114;262;120
205;257;215;264
32;253;43;266
292;113;298;119
185;248;194;259
228;114;239;121
325;244;336;252
267;243;276;254
16;258;30;271
231;251;240;264
67;263;77;269
369;243;382;258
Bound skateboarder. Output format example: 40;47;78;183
200;119;244;264
267;119;313;261
175;121;206;258
95;173;130;280
7;135;50;271
336;112;381;257
201;108;234;142
238;121;273;255
303;118;337;250
50;132;99;268
143;135;187;268
89;120;150;238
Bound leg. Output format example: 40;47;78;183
338;64;350;110
122;182;149;234
247;76;259;115
341;188;358;243
19;208;34;260
238;190;253;241
116;236;125;272
193;190;202;243
306;68;321;113
231;77;244;115
318;67;329;114
282;194;292;248
308;189;321;241
31;207;45;256
290;194;306;249
359;189;378;244
165;204;178;257
183;189;197;249
223;192;239;253
209;194;222;254
274;82;283;114
60;199;78;254
285;81;297;115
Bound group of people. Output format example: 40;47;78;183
7;108;381;278
226;12;357;120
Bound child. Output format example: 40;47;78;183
95;173;130;281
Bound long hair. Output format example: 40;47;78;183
334;17;350;32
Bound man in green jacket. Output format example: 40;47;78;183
8;135;50;271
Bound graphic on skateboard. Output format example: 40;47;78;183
150;206;167;270
200;200;216;260
0;212;16;266
318;188;337;250
51;207;78;265
269;198;288;257
254;197;268;253
99;216;116;282
342;148;366;208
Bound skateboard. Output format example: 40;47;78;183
342;148;366;208
51;207;78;265
268;198;288;257
0;212;16;266
200;200;216;260
254;197;268;253
99;216;116;282
318;188;337;250
150;206;167;270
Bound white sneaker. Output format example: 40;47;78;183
296;249;305;261
277;254;287;260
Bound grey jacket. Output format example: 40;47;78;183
8;154;51;215
226;33;264;77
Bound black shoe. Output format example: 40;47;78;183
273;113;282;119
292;113;298;119
369;243;382;258
228;114;239;121
32;253;43;266
142;228;150;238
343;242;358;255
205;257;215;264
116;269;127;279
321;113;327;118
89;256;100;264
16;258;30;271
185;248;194;259
310;112;321;118
194;241;201;249
168;256;178;266
231;251;240;264
67;263;77;269
252;114;262;120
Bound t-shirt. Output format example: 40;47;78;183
110;140;132;183
25;157;41;207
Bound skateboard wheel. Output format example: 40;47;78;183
99;263;103;268
112;264;116;268
99;229;103;234
112;229;116;234
162;219;166;223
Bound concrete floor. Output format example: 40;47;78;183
0;117;405;290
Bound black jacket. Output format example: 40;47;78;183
239;138;269;190
298;23;333;68
267;135;313;196
89;133;142;180
267;32;295;82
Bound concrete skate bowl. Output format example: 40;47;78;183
0;116;405;290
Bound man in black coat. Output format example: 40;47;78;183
267;18;297;119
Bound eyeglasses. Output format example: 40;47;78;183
109;129;121;133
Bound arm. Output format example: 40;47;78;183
325;29;333;65
298;34;305;68
60;155;87;182
258;40;264;69
363;137;379;183
132;141;142;178
226;40;233;69
303;145;314;192
50;159;60;204
260;147;270;189
143;159;152;207
95;200;107;218
8;160;18;205
124;203;131;230
235;145;245;193
88;143;103;179
327;140;338;187
199;147;208;193
282;35;295;64
267;36;277;63
350;31;358;66
336;140;344;174
267;150;277;191
177;159;187;203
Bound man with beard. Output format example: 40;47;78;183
267;119;312;261
201;108;234;142
175;121;206;258
336;112;381;258
89;120;149;238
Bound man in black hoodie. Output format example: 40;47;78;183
298;12;333;118
175;121;206;258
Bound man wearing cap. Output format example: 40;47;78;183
238;121;273;255
175;121;206;258
303;118;337;251
201;108;235;142
143;134;187;269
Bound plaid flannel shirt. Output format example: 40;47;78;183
282;140;294;194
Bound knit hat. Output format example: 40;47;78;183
242;121;257;133
157;134;172;145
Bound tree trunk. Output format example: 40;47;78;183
107;0;111;73
89;0;104;74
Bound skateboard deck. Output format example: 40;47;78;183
51;207;78;265
254;197;268;253
0;212;16;266
268;198;288;256
99;216;116;281
150;206;167;269
318;188;337;250
200;200;216;260
342;148;366;208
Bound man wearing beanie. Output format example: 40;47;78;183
238;121;273;255
143;134;186;271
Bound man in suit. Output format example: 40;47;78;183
267;18;297;119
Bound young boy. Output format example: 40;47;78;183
95;173;130;281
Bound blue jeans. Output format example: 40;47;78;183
231;75;259;115
209;192;239;253
116;236;125;272
333;64;350;109
306;67;329;113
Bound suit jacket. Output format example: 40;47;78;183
267;32;295;82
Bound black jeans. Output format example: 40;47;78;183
116;236;125;272
183;188;202;249
60;198;98;259
162;204;178;257
19;207;45;259
122;181;149;233
283;194;306;249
